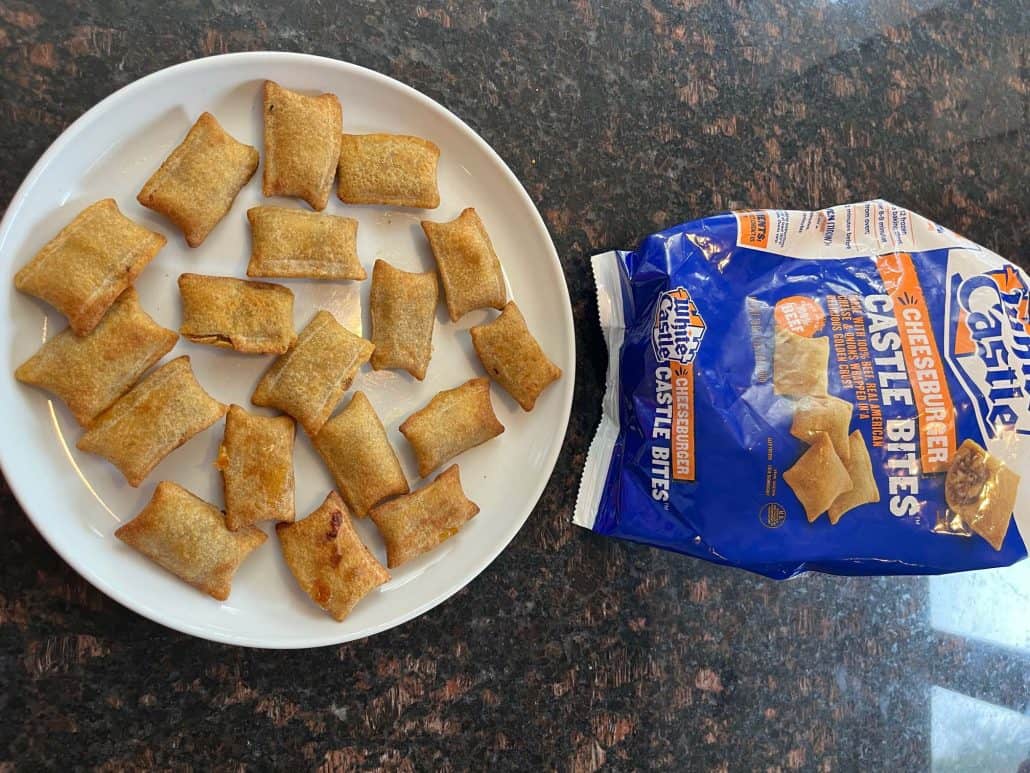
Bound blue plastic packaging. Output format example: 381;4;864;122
575;201;1028;578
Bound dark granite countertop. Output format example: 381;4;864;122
2;1;1028;770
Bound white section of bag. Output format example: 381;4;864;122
573;251;626;530
734;199;981;259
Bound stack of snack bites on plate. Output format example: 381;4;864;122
13;82;562;622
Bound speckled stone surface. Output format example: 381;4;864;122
2;1;1029;770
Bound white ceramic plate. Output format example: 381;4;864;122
0;52;574;648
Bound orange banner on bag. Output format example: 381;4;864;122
671;361;695;480
737;211;770;249
875;252;956;472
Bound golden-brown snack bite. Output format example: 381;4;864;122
470;301;562;411
421;208;506;321
216;405;296;531
369;465;479;568
773;329;829;398
252;310;374;435
262;81;342;211
828;431;880;524
277;491;389;621
369;260;437;380
15;288;177;426
312;392;409;517
246;206;364;280
399;377;504;478
116;481;265;601
14;199;166;335
77;356;227;487
337;133;440;209
137;112;259;247
782;431;852;522
178;273;296;354
790;395;853;463
945;439;1020;550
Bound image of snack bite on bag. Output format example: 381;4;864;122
783;432;851;523
829;432;880;524
576;200;1028;578
773;328;829;398
945;440;1020;551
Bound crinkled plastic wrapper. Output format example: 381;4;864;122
575;201;1028;578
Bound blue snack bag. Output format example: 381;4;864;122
575;201;1028;578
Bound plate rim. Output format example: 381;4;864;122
0;51;575;649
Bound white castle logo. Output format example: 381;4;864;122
951;264;1030;438
652;287;706;365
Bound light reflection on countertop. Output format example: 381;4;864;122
931;561;1030;652
930;561;1030;770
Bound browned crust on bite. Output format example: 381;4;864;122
178;273;296;354
790;395;853;463
337;133;440;209
782;431;852;522
77;355;227;487
216;405;296;531
137;112;258;247
827;430;880;524
115;481;266;601
773;328;829;398
15;288;178;425
369;464;479;568
470;301;561;411
945;439;1019;551
399;377;504;478
14;199;166;335
251;310;374;436
262;81;342;211
421;208;506;321
276;491;389;621
312;392;409;517
369;260;438;380
246;205;365;280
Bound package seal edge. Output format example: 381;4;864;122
573;251;625;529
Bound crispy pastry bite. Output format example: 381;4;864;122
137;112;258;247
782;431;852;523
14;199;166;335
247;206;364;280
773;329;829;398
277;491;389;621
790;395;853;463
945;439;1020;551
337;133;440;209
252;310;374;435
312;392;409;517
421;208;506;321
115;481;265;601
369;260;437;380
399;377;504;478
15;288;177;426
77;356;227;487
262;81;342;211
216;405;296;531
828;431;880;524
178;273;296;354
470;301;561;411
369;465;479;568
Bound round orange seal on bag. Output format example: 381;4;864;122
774;296;826;337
